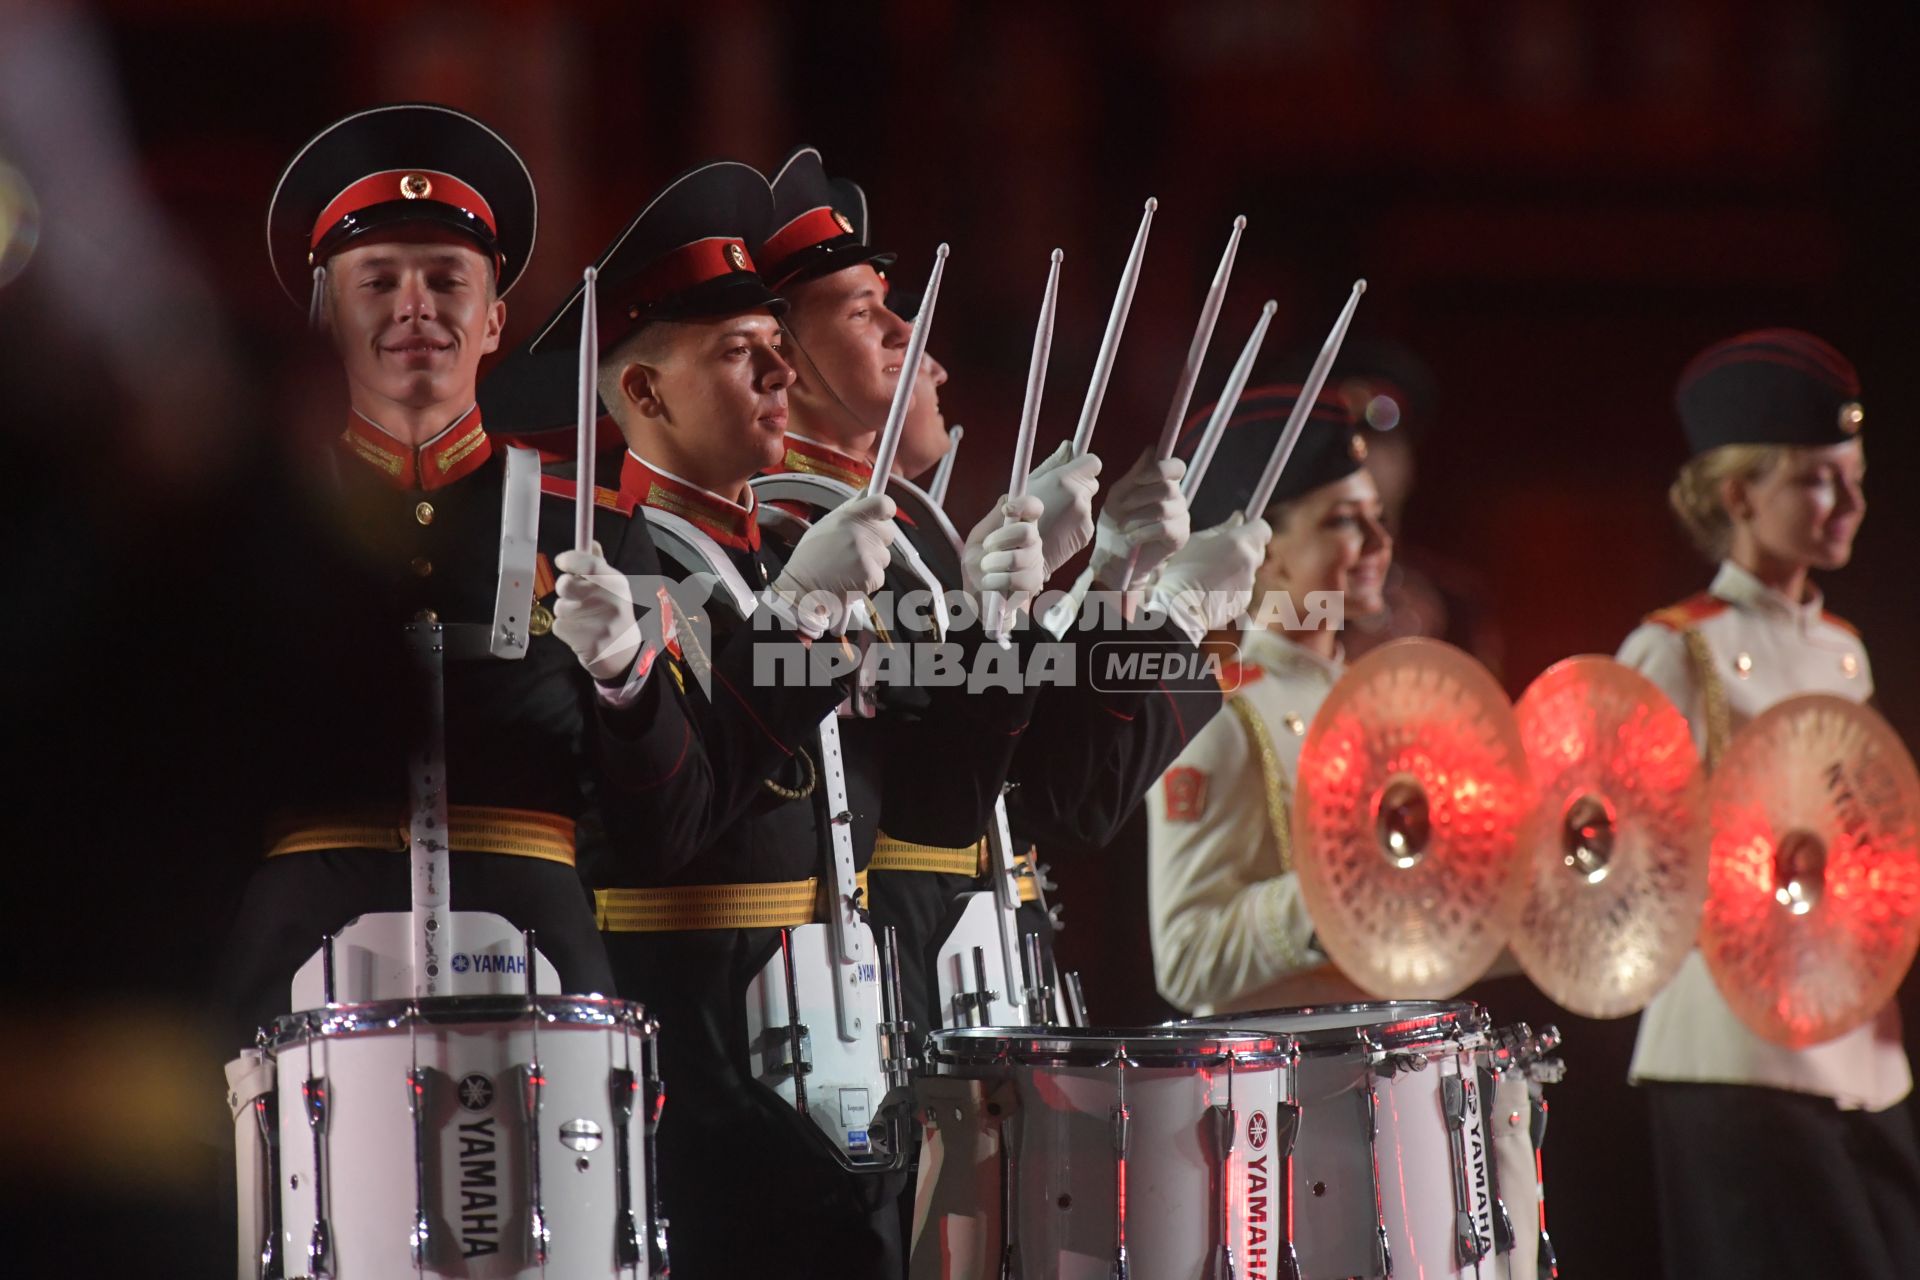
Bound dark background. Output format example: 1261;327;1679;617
3;1;1918;1275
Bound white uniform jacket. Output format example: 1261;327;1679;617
1620;559;1908;1110
1147;629;1369;1014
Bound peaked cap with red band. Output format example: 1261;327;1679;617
1181;382;1364;528
267;103;536;304
525;161;784;359
1676;328;1864;455
756;147;896;290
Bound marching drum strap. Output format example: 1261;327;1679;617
594;872;871;933
265;804;577;864
1228;694;1296;874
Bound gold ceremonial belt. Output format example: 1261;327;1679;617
595;871;872;934
265;806;577;867
870;833;1042;904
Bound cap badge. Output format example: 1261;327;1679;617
1349;433;1369;461
1839;401;1864;434
726;241;748;271
400;173;433;200
832;209;854;234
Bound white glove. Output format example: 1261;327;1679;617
553;543;642;681
961;493;1046;621
1024;440;1101;576
1146;513;1271;645
765;493;897;638
1088;450;1191;589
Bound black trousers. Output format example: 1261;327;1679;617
1646;1080;1920;1280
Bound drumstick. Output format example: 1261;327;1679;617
1111;215;1245;592
866;243;951;497
1070;198;1157;458
1154;214;1246;462
989;248;1065;642
574;266;599;554
928;424;963;507
1182;300;1277;498
1243;279;1367;520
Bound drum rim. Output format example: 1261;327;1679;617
261;993;651;1046
1173;1000;1485;1053
927;1024;1296;1068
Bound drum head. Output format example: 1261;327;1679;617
1178;1000;1480;1052
928;1025;1292;1069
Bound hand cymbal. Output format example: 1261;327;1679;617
1702;694;1920;1047
1512;656;1708;1018
1293;638;1535;998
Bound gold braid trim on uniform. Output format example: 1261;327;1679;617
762;745;817;800
1679;627;1731;772
1227;695;1294;874
594;871;870;933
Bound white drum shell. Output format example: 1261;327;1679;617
268;997;656;1279
1191;1002;1499;1280
925;1029;1294;1280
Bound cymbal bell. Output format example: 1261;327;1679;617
1293;638;1535;998
1701;694;1920;1047
1511;656;1708;1019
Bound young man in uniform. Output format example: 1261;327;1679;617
223;104;692;1043
485;159;1048;1278
755;148;1256;1043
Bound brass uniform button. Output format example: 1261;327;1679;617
411;556;433;578
1842;653;1859;678
1284;712;1306;736
414;501;435;526
1733;652;1753;678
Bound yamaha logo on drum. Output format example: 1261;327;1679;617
451;953;469;973
458;1073;495;1111
1248;1109;1270;1149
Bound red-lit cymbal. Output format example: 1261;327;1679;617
1702;694;1920;1047
1293;638;1536;998
1512;656;1708;1018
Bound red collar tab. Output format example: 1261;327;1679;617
311;169;498;251
618;453;760;553
775;433;874;487
610;237;759;321
761;206;854;284
339;405;492;491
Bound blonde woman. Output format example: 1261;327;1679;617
1147;386;1391;1014
1617;329;1919;1280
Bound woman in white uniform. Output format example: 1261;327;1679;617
1147;385;1390;1015
1618;328;1920;1280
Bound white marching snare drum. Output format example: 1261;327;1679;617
915;1026;1297;1280
1192;1001;1501;1280
253;995;664;1279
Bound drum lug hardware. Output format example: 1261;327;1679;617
301;1075;333;1279
610;1067;642;1271
253;1088;284;1280
405;1067;433;1268
1206;1101;1238;1280
517;1062;552;1266
1441;1073;1490;1266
